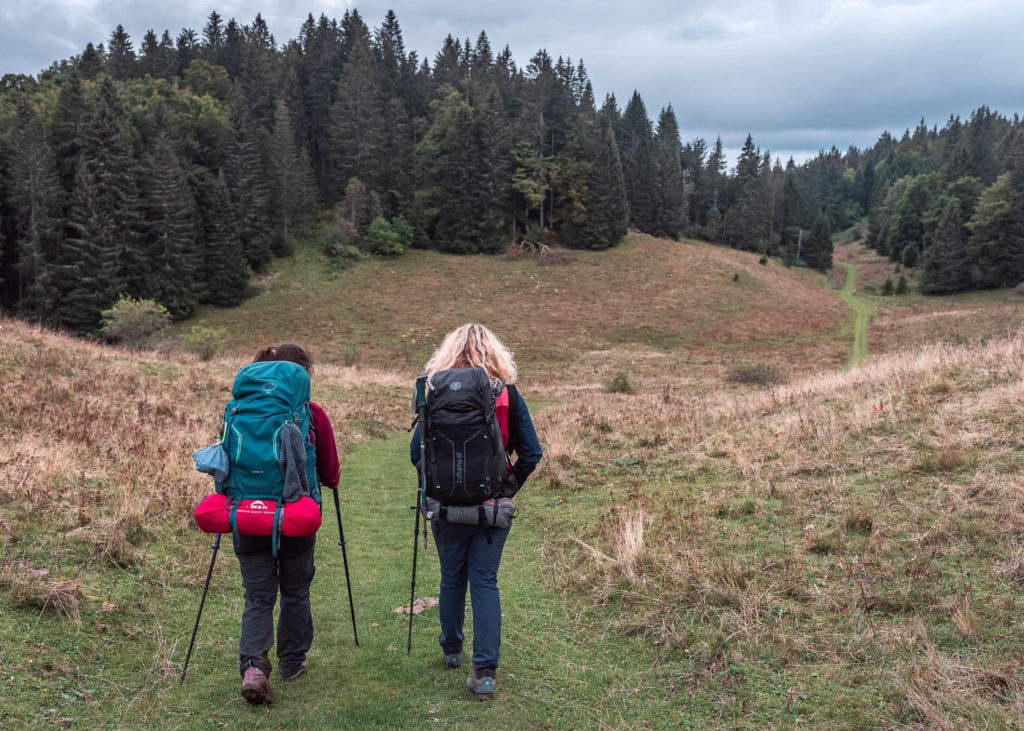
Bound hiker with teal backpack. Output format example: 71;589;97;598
410;324;543;700
193;344;341;705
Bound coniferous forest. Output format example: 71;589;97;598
1;8;1022;332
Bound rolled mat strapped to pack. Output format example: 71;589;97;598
194;494;322;537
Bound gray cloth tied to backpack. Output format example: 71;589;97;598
279;421;309;502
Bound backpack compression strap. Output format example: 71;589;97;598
505;384;520;454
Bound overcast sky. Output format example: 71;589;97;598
2;0;1022;162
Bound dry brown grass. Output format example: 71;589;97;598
0;317;409;594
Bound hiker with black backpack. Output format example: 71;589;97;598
193;344;341;705
410;324;542;700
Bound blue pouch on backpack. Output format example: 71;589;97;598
192;443;230;483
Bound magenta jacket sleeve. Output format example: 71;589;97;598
309;401;341;490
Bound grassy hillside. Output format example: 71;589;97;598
187;234;851;379
3;236;1023;727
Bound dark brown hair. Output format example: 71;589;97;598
253;344;313;374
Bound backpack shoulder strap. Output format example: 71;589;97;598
505;384;520;453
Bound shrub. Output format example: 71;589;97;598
895;275;908;295
861;283;877;293
883;278;895;296
363;217;405;257
322;227;363;272
391;216;414;249
609;371;634;394
100;297;171;349
727;363;786;387
759;256;768;265
182;324;224;361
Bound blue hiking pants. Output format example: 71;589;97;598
431;520;510;670
233;533;316;678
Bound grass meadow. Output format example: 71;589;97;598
1;235;1023;728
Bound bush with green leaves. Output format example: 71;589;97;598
100;297;172;349
363;217;406;257
182;324;225;361
895;275;908;295
883;278;895;296
321;226;363;272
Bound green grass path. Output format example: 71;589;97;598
836;261;872;369
138;435;685;729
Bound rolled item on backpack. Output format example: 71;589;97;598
194;493;322;536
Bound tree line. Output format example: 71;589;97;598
0;8;1019;333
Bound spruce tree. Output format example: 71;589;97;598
652;106;688;238
329;33;385;198
56;160;122;331
79;43;104;79
8;99;64;319
966;173;1024;288
51;73;88;192
920;197;971;294
83;77;146;299
268;100;304;255
197;171;248;306
107;25;137;80
617;91;656;232
141;135;200;317
227;113;273;270
804;212;834;272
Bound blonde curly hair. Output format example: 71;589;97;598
424;323;517;385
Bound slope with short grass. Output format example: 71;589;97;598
186;234;850;379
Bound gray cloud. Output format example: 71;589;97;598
2;1;1021;162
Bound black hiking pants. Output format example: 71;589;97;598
233;533;316;678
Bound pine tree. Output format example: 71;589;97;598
966;173;1024;288
652;106;688;238
919;197;971;294
141;135;200;317
176;28;199;76
83;78;146;298
197;171;248;306
51;73;88;192
79;43;104;79
227;113;273;270
56;160;122;331
202;12;225;61
106;25;137;80
617;91;656;232
329;32;385;197
804;212;834;272
268;100;304;255
8;99;64;319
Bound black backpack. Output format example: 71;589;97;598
420;367;510;506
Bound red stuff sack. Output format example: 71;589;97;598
194;494;322;537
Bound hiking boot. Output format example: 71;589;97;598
241;666;274;705
443;651;463;670
466;668;496;700
280;661;307;682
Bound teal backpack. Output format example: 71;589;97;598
218;361;320;508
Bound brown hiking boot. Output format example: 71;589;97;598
241;666;274;705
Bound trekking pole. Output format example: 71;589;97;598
408;375;429;654
180;532;222;683
332;488;359;646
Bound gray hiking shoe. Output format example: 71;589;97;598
444;651;463;670
280;661;307;682
241;666;274;705
466;668;496;700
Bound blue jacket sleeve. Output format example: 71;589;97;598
511;391;542;488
